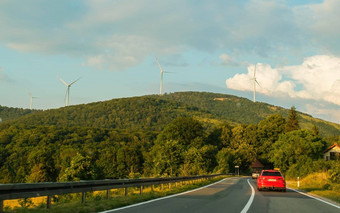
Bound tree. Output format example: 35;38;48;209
157;117;204;147
26;146;56;182
220;124;233;147
270;130;325;173
182;143;217;175
116;142;143;178
148;140;185;176
312;124;319;136
285;106;300;132
59;153;96;181
257;114;286;167
215;148;233;173
227;125;257;172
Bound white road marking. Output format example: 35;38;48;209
240;179;255;213
288;187;340;209
100;177;231;213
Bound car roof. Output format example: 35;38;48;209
262;170;280;172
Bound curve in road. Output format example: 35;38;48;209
101;177;340;213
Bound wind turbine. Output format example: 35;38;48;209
155;57;169;95
252;64;261;103
57;76;81;106
28;92;37;110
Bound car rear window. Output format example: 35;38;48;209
262;172;282;176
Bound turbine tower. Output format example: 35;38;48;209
252;64;260;103
155;57;168;95
57;76;81;106
29;92;37;110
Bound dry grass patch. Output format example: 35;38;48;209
287;172;340;204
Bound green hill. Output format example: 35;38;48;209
2;92;340;136
158;92;340;136
1;91;339;184
0;106;39;122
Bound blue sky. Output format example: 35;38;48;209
1;0;340;124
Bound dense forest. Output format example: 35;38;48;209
2;92;340;136
0;92;339;184
0;106;39;122
0;107;339;184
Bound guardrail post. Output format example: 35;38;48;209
46;195;51;209
125;187;128;196
81;192;86;203
168;183;171;190
151;185;154;192
106;189;110;199
0;199;3;213
161;184;164;191
140;186;143;194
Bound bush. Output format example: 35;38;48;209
300;172;331;190
328;161;340;184
285;159;333;179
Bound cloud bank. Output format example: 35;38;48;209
226;55;340;106
1;0;340;70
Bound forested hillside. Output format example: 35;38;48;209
2;97;206;131
158;92;340;136
2;92;340;136
0;106;38;122
1;113;339;184
1;92;340;184
1;91;339;184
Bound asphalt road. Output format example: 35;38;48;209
102;177;340;213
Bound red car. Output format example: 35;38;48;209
257;170;286;192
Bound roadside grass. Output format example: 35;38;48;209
287;172;340;204
6;176;229;213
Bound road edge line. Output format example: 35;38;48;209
100;177;231;213
240;179;255;213
288;187;340;209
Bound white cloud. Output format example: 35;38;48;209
2;0;340;71
219;54;239;66
226;55;340;106
226;63;292;96
284;55;340;105
295;0;340;54
305;103;340;124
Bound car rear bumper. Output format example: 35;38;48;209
258;182;286;189
259;186;286;190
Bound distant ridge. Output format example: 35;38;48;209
1;92;340;136
0;105;40;122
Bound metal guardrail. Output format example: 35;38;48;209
0;174;226;212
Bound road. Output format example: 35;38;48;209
102;177;340;213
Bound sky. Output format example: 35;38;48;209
1;0;340;124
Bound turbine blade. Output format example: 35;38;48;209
69;77;81;86
57;76;68;86
254;64;257;78
255;79;261;87
155;57;164;73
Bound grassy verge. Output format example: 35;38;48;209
286;172;340;204
6;176;229;213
